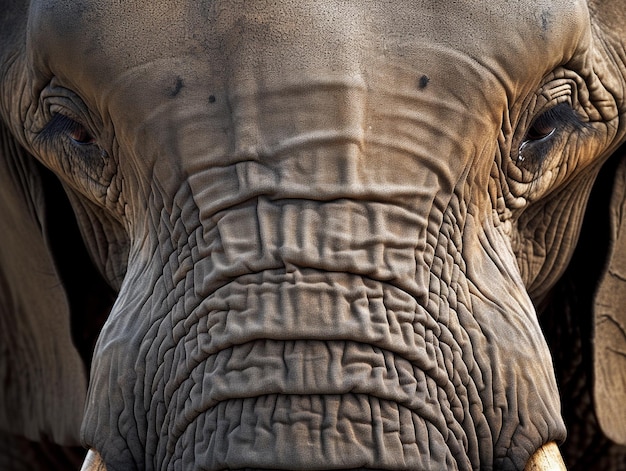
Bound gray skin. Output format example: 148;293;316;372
2;0;626;470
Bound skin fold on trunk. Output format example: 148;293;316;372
80;190;564;469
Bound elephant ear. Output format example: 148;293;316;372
594;148;626;445
589;0;626;446
0;121;105;446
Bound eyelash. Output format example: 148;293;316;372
517;103;590;165
41;113;95;146
523;103;585;144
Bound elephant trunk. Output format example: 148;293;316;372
79;66;567;467
81;193;565;469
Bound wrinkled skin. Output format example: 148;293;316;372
2;0;626;470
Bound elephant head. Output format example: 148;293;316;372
2;0;626;469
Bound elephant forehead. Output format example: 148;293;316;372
29;0;588;95
98;48;503;203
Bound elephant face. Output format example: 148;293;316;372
2;0;626;469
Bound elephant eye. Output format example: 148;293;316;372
525;117;556;142
46;113;96;146
67;122;95;145
523;103;581;144
516;103;592;166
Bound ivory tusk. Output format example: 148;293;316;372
524;442;567;471
80;449;108;471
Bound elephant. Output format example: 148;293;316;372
3;0;626;469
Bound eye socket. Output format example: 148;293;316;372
522;103;582;144
67;121;95;145
44;113;96;146
524;106;563;143
515;102;593;169
525;117;556;142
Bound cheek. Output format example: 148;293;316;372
511;169;598;300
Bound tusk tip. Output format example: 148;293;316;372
524;442;567;471
80;449;108;471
